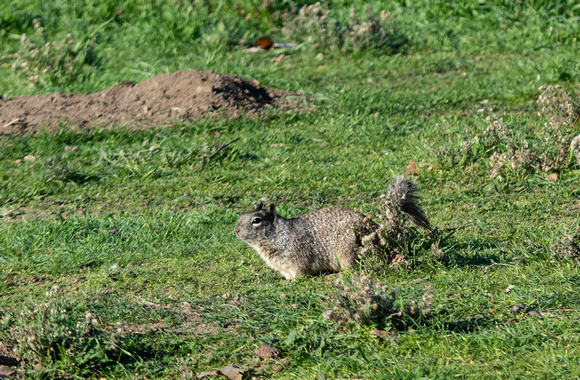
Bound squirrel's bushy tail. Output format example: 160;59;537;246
386;175;431;231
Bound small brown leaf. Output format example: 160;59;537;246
218;364;248;380
547;173;558;181
255;344;282;360
405;160;418;176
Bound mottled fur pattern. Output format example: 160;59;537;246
235;177;429;279
236;205;376;279
387;175;431;231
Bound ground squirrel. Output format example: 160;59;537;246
235;176;431;279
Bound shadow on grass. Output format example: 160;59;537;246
400;228;510;271
442;238;508;268
46;156;100;185
435;315;497;334
410;225;508;270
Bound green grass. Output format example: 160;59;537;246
1;0;580;378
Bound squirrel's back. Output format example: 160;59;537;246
287;207;377;275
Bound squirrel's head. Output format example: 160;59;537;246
235;203;278;244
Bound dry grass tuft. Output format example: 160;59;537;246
281;2;408;53
357;179;442;273
550;228;580;262
434;85;580;178
322;275;434;330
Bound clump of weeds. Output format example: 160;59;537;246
538;85;580;166
550;227;580;263
0;293;126;377
433;85;580;179
45;156;98;185
9;18;103;88
281;2;408;53
358;177;447;273
322;275;434;331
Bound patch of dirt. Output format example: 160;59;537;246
0;70;308;134
0;342;20;368
112;305;232;338
0;365;16;380
172;309;228;337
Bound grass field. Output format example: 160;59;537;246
1;0;580;378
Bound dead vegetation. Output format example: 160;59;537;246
433;85;580;178
0;295;238;377
199;136;240;171
0;297;122;375
357;178;444;272
537;85;580;129
322;276;434;330
281;2;408;53
9;19;98;88
45;156;99;185
550;228;580;262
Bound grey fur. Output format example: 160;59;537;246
235;176;430;279
387;175;431;231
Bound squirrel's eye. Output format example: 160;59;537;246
251;217;262;225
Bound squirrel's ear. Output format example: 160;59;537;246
268;204;276;214
255;203;263;210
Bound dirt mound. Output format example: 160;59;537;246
0;70;304;134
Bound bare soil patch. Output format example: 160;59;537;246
112;303;234;338
0;70;306;134
0;342;19;368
